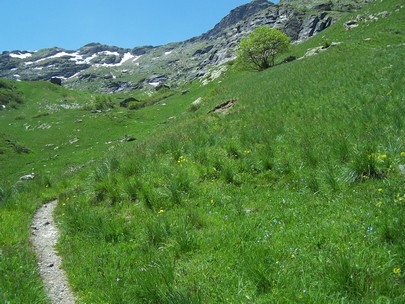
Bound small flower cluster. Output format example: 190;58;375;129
177;156;186;164
368;152;388;161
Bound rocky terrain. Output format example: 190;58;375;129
0;0;368;93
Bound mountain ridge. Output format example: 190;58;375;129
0;0;367;93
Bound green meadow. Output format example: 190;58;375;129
1;0;404;302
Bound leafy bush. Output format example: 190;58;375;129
85;95;115;111
237;26;290;70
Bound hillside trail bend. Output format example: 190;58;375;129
30;200;76;304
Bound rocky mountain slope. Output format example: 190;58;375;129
0;0;367;93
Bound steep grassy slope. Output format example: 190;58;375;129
0;0;404;302
51;0;403;302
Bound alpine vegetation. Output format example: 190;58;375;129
0;0;404;303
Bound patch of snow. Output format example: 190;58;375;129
67;52;88;64
68;72;82;79
25;61;33;65
101;51;120;56
35;51;74;63
149;82;160;87
133;55;142;62
10;52;32;59
164;51;173;55
94;52;137;68
121;52;134;63
13;74;21;78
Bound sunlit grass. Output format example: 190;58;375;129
54;0;405;301
0;0;404;302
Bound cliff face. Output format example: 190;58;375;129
202;0;275;39
0;1;365;93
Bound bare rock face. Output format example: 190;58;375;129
0;0;366;93
202;0;274;39
297;12;333;42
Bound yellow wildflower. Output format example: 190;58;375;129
393;267;401;276
177;156;186;164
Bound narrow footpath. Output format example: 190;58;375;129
30;200;76;304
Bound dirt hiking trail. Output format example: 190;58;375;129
30;200;76;304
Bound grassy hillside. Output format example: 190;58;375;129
1;0;404;302
0;80;204;303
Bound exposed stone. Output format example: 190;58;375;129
119;136;136;143
345;20;360;30
312;2;333;11
20;173;35;180
193;45;214;57
209;99;238;114
298;13;333;41
299;41;342;59
50;77;62;86
283;55;297;63
192;97;203;106
202;0;274;39
119;97;139;107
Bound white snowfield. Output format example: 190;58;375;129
16;51;142;68
9;52;33;59
149;82;161;87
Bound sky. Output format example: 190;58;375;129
1;0;255;52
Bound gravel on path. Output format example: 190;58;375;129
30;200;76;304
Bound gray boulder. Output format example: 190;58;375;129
50;77;62;86
20;173;35;181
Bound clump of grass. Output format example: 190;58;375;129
344;149;392;183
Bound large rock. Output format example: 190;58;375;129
202;0;274;39
298;12;332;41
50;77;62;86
